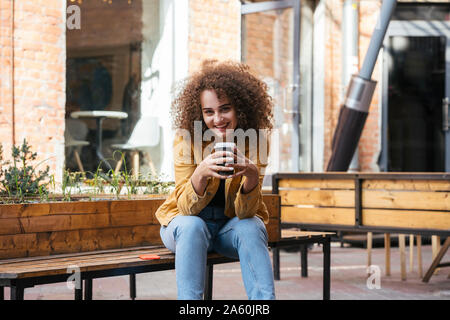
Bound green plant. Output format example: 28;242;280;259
142;173;174;195
0;139;50;203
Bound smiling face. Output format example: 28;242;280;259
200;89;238;139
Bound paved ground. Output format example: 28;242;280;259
4;242;449;300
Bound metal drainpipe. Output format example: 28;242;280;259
326;0;397;172
10;0;16;146
342;0;359;171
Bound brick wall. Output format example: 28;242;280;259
323;0;343;170
188;0;240;73
0;0;66;181
0;0;14;157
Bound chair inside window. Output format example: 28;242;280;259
112;116;160;177
65;118;90;172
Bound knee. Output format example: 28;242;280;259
173;216;210;242
233;217;268;244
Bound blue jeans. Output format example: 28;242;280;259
160;206;275;300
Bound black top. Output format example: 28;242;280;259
208;179;225;208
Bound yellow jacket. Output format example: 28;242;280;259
155;133;269;226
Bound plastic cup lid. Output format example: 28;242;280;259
214;142;236;149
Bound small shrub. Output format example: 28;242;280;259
0;139;50;202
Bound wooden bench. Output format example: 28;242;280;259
0;193;331;300
272;172;450;282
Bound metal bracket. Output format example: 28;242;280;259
443;97;449;131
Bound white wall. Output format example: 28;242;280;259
141;0;188;181
312;0;325;172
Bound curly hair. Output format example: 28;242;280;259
171;60;274;136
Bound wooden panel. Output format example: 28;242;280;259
363;179;450;191
362;209;450;230
281;229;335;238
279;179;354;189
281;207;355;225
0;211;159;236
0;225;163;260
0;199;166;219
279;190;355;207
362;190;450;211
0;249;229;280
262;194;280;219
266;219;280;243
0;247;175;279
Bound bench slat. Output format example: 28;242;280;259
0;249;174;275
362;209;450;230
362;190;450;211
0;248;234;280
281;229;335;238
280;190;355;207
279;179;355;190
362;179;450;191
281;207;355;226
0;246;171;269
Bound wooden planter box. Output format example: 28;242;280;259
0;194;280;260
273;172;450;236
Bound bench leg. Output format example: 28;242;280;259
323;239;331;300
423;237;450;283
75;286;82;300
130;273;136;300
10;284;24;300
417;235;423;278
84;278;93;300
385;233;391;276
204;265;213;300
300;244;308;278
273;248;280;281
399;234;406;281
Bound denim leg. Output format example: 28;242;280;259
214;217;276;300
160;215;211;300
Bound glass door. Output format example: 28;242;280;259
382;18;450;172
241;0;301;174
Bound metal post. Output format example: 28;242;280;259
323;238;331;300
84;278;92;300
327;0;397;171
300;244;308;277
204;264;213;300
273;247;280;281
130;273;136;300
291;0;301;171
342;0;360;171
11;284;24;300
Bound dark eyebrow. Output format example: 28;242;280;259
202;103;231;110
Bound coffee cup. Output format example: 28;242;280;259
214;142;236;176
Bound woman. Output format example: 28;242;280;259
155;60;275;300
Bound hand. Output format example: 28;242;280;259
194;150;235;180
225;146;259;182
190;150;235;196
